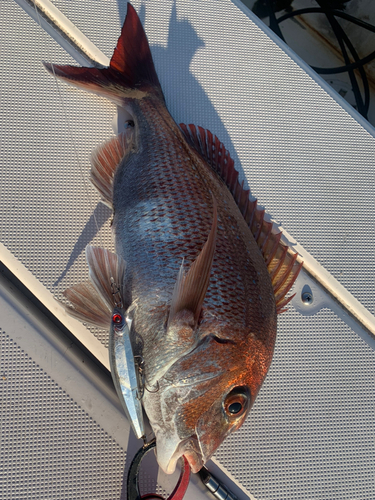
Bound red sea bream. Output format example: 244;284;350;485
44;3;302;475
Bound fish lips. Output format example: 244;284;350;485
151;337;248;474
154;422;226;475
154;410;227;475
152;398;215;474
155;434;203;475
155;393;250;475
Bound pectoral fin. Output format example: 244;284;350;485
169;202;218;327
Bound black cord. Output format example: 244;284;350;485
260;1;375;119
267;0;286;42
314;0;367;117
277;8;375;33
277;7;375;74
310;51;375;74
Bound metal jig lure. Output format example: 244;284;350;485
109;303;145;441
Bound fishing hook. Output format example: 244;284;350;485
127;439;190;500
134;355;160;395
144;380;160;394
134;355;145;400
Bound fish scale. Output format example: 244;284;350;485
113;105;274;326
113;119;213;297
47;2;300;475
111;93;277;462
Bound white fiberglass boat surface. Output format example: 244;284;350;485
1;0;375;499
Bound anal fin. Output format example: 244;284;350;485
90;132;133;207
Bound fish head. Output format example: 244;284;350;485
143;324;274;474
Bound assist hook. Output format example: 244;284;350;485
127;439;191;500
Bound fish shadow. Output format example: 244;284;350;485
53;202;112;286
54;1;250;284
131;1;243;173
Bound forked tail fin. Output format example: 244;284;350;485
43;3;163;106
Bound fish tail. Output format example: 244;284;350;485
43;3;163;106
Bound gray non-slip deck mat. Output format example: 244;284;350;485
2;0;375;498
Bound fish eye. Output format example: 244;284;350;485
224;387;250;418
228;401;242;414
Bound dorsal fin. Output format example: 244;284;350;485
180;123;302;314
43;3;163;106
62;246;126;326
169;202;218;327
90;132;133;207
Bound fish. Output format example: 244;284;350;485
44;3;302;475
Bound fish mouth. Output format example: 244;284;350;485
156;436;204;475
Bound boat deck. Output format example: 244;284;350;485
1;1;375;498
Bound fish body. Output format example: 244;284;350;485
113;97;276;385
46;3;301;474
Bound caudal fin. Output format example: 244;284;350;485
43;3;163;105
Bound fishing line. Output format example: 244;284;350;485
49;65;101;235
32;0;101;236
